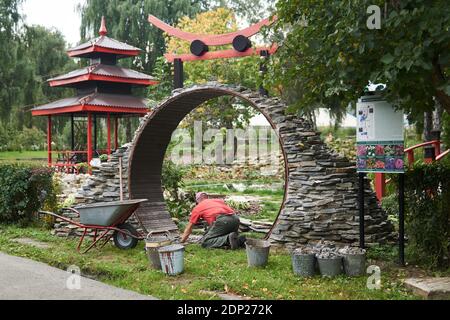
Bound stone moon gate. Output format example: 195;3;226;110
128;83;394;248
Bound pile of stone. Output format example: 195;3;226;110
292;246;315;255
338;246;366;255
292;240;366;258
239;218;273;234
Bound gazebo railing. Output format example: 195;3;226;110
49;150;110;174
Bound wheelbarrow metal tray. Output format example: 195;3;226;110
76;199;147;226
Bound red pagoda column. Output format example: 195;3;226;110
87;113;93;170
107;113;111;155
47;115;52;166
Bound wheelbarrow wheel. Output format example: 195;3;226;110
113;223;138;250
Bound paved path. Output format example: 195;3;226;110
0;252;156;300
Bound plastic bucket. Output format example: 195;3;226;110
158;244;185;276
292;253;316;277
145;232;172;270
317;257;343;277
245;239;271;267
342;253;366;276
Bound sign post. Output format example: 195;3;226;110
356;94;405;265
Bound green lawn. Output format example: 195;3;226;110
0;224;420;300
0;150;47;161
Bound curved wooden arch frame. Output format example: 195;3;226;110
128;85;289;236
148;15;277;46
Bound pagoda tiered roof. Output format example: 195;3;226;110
32;16;156;116
31;92;149;116
67;17;141;58
48;64;158;87
67;36;142;58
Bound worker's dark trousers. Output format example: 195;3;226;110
201;214;240;248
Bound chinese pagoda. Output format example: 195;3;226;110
32;17;157;173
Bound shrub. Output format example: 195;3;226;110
162;160;197;219
401;161;450;267
0;164;55;225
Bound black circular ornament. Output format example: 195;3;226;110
232;35;251;52
190;40;208;56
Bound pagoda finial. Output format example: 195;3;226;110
99;16;107;36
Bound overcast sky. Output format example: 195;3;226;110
21;0;84;46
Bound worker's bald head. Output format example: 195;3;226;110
195;192;208;203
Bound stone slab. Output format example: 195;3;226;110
404;277;450;300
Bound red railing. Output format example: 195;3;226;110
49;150;110;174
375;140;449;201
404;140;441;167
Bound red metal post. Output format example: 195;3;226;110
47;115;52;166
434;141;441;158
87;112;93;171
407;151;414;167
107;113;111;155
114;117;118;150
375;173;386;202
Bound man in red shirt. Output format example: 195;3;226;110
180;192;245;249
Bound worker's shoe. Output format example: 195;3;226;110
228;232;240;250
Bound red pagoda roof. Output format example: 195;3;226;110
67;36;141;58
67;17;141;58
48;64;158;87
31;93;149;116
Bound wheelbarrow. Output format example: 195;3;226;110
40;199;148;253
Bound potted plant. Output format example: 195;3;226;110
76;162;89;174
99;154;108;162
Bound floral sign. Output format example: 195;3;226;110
356;141;404;173
356;95;404;174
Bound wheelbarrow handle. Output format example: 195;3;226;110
66;207;81;217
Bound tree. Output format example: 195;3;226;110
19;25;75;130
268;0;450;119
78;0;208;73
211;0;275;23
0;0;22;121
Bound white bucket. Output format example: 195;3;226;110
158;244;185;276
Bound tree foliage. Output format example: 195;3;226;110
269;0;450;118
0;0;73;133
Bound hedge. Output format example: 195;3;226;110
0;163;56;224
403;161;450;267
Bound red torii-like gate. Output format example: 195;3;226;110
148;14;278;91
